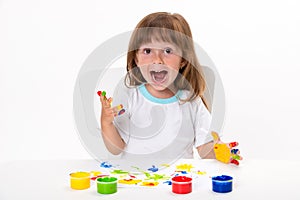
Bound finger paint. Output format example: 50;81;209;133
230;159;240;165
229;142;238;148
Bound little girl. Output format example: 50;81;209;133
100;12;215;162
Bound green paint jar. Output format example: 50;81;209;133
96;177;117;194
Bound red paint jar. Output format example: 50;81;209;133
171;176;192;194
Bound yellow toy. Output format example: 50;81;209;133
212;132;242;165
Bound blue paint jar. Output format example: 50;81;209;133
212;175;233;193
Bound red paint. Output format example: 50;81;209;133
90;175;109;181
230;159;239;165
229;142;238;148
171;176;192;194
97;91;102;96
129;174;136;179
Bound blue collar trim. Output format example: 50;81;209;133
138;84;181;104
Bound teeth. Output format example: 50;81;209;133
151;70;163;73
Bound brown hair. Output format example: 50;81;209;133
125;12;209;109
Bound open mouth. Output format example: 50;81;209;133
150;70;168;84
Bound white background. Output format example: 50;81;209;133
1;0;299;161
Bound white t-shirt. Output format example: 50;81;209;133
113;82;212;159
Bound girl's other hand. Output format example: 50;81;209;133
211;132;243;165
100;93;115;126
98;91;125;126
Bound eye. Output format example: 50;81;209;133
164;48;173;54
143;48;151;54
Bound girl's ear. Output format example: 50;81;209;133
181;59;188;68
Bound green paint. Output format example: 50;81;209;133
111;169;129;174
96;177;117;194
145;174;170;181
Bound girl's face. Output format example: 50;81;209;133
135;41;184;93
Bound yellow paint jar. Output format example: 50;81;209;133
70;172;91;190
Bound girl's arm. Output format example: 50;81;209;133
196;141;216;159
101;122;125;155
100;93;125;155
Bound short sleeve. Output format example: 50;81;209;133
193;98;213;148
112;79;132;143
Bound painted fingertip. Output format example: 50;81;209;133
97;91;102;96
102;91;106;97
231;149;239;154
229;142;238;148
230;159;239;165
232;155;240;160
116;104;123;110
118;109;125;116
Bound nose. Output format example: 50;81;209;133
152;50;163;64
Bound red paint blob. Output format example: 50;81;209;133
229;142;238;148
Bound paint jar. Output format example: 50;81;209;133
212;175;233;193
96;177;117;194
69;172;91;190
171;176;192;194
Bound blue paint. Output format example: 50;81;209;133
212;175;233;193
231;149;239;154
163;180;172;185
147;165;158;172
100;162;112;168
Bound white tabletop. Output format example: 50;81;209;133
0;159;299;200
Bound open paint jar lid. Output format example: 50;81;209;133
212;175;233;193
171;176;192;194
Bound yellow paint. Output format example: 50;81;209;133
176;164;194;172
90;171;101;176
70;172;90;190
118;179;142;185
141;181;159;186
197;171;207;175
214;143;231;163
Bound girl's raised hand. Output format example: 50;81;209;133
98;91;125;126
211;132;242;165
